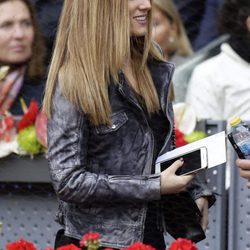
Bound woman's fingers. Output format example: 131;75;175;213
236;159;250;188
168;159;195;185
160;159;195;194
236;159;250;170
239;169;250;179
167;159;184;173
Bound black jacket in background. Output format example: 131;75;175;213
174;0;206;46
31;0;63;65
10;74;45;116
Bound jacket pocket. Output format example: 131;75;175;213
95;111;128;135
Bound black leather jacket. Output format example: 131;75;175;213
47;59;212;248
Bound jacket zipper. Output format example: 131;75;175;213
157;65;175;160
118;85;155;242
118;86;155;176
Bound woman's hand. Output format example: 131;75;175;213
236;159;250;188
195;197;209;231
160;159;195;194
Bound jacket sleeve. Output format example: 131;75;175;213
187;170;216;208
47;86;161;204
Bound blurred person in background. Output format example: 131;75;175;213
193;0;224;50
43;0;214;249
173;0;206;47
174;0;224;50
152;0;193;66
186;0;250;123
0;0;46;115
236;159;250;189
31;0;63;65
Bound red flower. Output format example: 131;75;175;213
44;248;54;250
56;244;81;250
103;248;114;250
3;115;15;130
80;231;100;245
0;114;16;142
80;231;100;250
6;239;37;250
126;242;155;250
35;110;47;147
169;238;199;250
175;128;188;147
18;100;39;132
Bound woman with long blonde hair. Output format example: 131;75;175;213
152;0;193;64
43;0;212;248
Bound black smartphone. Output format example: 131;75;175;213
227;132;246;159
159;147;208;176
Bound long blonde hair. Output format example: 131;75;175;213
43;0;164;125
153;0;193;57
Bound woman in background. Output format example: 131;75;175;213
0;0;46;115
152;0;192;65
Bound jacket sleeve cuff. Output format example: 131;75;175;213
189;188;216;208
148;174;161;200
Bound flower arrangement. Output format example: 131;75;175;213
5;232;199;250
6;239;37;250
173;103;207;147
168;238;199;250
0;99;47;158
